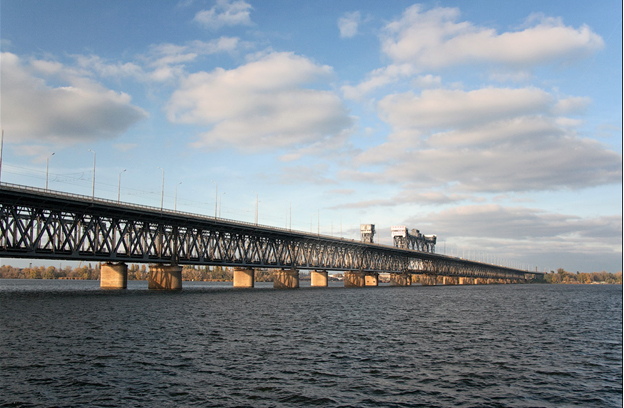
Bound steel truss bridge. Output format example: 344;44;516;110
0;183;538;281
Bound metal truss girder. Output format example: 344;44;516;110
0;184;537;280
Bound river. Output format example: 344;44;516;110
0;280;621;407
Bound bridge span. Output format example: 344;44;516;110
0;183;541;290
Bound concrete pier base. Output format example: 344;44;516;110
390;273;411;286
148;264;182;290
233;267;255;288
365;274;379;286
311;270;328;287
421;275;437;286
459;277;474;285
443;276;458;285
100;262;127;289
344;271;365;287
274;269;299;289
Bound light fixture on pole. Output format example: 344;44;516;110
88;149;96;200
175;181;182;212
157;167;164;210
117;169;126;203
45;152;55;191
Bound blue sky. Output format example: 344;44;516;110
1;0;622;272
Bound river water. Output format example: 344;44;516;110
0;280;621;407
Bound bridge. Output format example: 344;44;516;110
0;183;541;290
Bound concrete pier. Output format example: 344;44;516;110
421;275;437;286
344;271;365;287
390;273;411;286
148;264;182;290
459;277;474;285
274;268;299;289
311;270;328;287
443;276;458;285
365;273;379;286
100;262;127;289
233;267;255;288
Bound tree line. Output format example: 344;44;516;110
542;268;622;284
0;264;234;281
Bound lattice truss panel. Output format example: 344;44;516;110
0;189;530;280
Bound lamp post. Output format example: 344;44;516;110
253;192;259;225
117;169;126;202
219;192;226;218
211;180;218;218
157;167;164;210
175;181;182;212
45;152;55;191
0;129;4;184
88;149;96;200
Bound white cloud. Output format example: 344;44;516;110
194;0;253;30
1;52;148;143
338;11;361;38
412;204;622;244
378;87;553;131
404;204;622;271
334;190;475;209
75;37;240;82
166;52;353;152
342;64;416;100
412;74;441;88
353;86;621;192
553;96;591;115
382;4;604;69
344;5;604;99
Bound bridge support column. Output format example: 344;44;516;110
421;275;437;286
148;264;182;290
459;277;474;285
365;273;379;286
274;268;299;289
311;270;328;287
390;273;410;286
233;267;255;288
443;276;457;285
344;271;365;287
100;262;127;289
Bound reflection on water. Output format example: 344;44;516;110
0;280;621;407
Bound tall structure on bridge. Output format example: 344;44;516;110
391;226;436;253
360;224;375;244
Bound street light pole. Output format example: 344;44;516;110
45;152;55;191
117;169;126;203
252;192;259;225
88;149;96;200
157;167;164;210
219;192;225;218
175;181;182;212
0;129;4;184
211;180;217;218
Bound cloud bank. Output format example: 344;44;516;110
167;52;353;151
1;52;147;143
